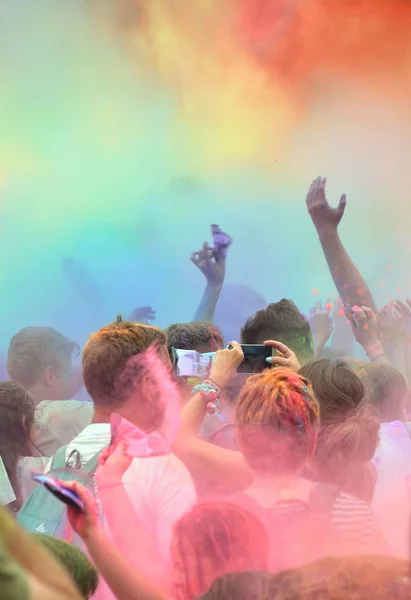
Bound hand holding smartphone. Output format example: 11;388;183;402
32;473;85;512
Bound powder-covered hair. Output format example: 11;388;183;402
356;362;407;422
166;322;223;356
82;319;166;408
171;501;268;600
113;344;180;438
300;359;380;501
35;534;99;598
199;555;411;600
235;368;320;476
299;358;365;425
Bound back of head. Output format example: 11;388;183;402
356;363;407;422
299;358;365;425
0;381;35;511
273;554;411;599
241;299;314;365
171;501;268;600
34;533;99;598
300;359;379;500
82;318;167;409
236;368;320;476
7;327;78;398
315;414;380;501
166;321;223;356
200;555;411;600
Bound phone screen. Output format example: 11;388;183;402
238;345;272;374
32;474;85;512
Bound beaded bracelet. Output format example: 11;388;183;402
192;379;222;414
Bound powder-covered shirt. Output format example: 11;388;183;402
372;420;411;558
35;400;93;457
46;423;197;559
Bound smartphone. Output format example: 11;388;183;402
32;474;85;512
238;345;272;374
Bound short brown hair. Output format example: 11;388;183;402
82;320;166;407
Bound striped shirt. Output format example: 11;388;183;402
330;491;387;554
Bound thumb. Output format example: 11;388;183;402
338;194;347;216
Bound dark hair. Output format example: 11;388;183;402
35;534;99;598
171;501;268;600
236;368;319;476
241;299;314;365
82;320;167;408
0;381;35;511
7;327;79;388
299;359;379;501
356;363;407;422
166;322;223;356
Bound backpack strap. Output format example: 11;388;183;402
307;482;340;514
82;446;109;476
50;445;69;470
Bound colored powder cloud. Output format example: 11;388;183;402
0;0;410;347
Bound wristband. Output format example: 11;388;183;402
97;482;123;490
192;379;221;414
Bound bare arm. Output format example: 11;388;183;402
192;242;226;323
194;283;223;323
66;482;169;600
96;456;167;585
85;527;168;600
306;177;376;311
172;343;252;493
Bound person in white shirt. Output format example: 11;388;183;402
47;318;196;568
7;327;91;456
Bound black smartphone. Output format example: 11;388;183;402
32;473;85;512
238;345;272;374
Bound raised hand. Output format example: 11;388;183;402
191;242;226;287
96;440;132;487
128;306;156;324
264;340;301;372
309;300;334;353
349;306;385;360
209;341;244;389
65;481;99;541
392;300;411;340
306;177;347;235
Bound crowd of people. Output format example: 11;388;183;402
2;177;411;599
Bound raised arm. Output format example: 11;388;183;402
306;177;376;311
192;242;226;323
172;343;252;493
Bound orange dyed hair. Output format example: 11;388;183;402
171;501;268;600
236;367;320;475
